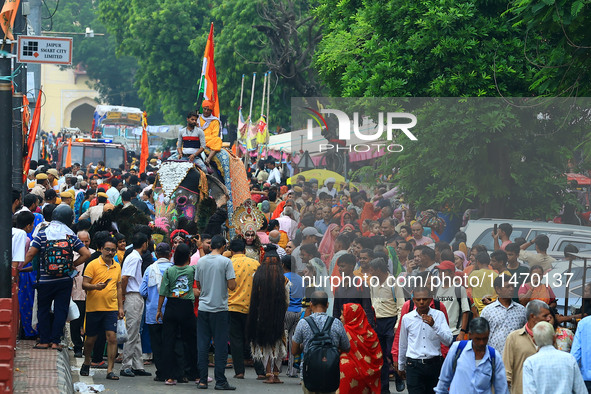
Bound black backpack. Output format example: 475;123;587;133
302;316;340;392
42;237;75;278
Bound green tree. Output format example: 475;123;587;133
509;0;591;97
46;0;146;109
98;0;322;126
315;0;581;218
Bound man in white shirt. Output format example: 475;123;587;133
523;322;587;394
106;179;122;205
316;177;337;198
435;260;470;340
398;287;453;394
120;233;151;378
266;159;281;185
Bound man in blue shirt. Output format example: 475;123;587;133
282;255;304;377
435;317;509;394
314;206;332;234
571;315;591;392
139;243;173;382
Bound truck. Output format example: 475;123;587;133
56;138;129;170
92;105;143;153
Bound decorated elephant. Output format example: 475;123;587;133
153;148;250;237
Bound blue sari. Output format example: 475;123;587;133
18;254;38;337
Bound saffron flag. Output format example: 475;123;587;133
197;23;220;118
23;89;42;182
0;0;20;41
139;111;149;174
65;138;72;167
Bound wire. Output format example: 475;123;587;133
42;0;59;20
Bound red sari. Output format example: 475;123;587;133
339;303;382;394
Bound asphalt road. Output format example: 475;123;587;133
71;354;410;393
72;356;304;393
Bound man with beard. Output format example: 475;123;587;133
177;111;207;172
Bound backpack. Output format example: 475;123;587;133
42;236;75;278
452;340;496;384
302;316;340;392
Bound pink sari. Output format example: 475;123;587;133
319;223;339;268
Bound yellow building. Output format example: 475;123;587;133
40;64;99;134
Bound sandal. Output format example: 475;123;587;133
272;373;284;384
106;372;120;380
80;364;90;376
33;343;50;349
197;382;208;389
263;373;274;384
51;344;64;352
91;361;107;369
165;379;177;385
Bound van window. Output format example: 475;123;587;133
557;240;591;253
62;145;84;166
105;147;125;169
473;228;530;251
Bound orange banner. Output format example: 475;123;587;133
139;111;149;174
65;138;72;167
23;89;41;182
1;0;21;41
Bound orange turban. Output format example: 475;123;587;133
202;100;214;110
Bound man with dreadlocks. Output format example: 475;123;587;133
246;244;290;384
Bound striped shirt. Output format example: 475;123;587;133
178;126;206;155
31;229;84;283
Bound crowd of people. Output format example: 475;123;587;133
10;148;591;394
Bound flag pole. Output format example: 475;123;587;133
239;74;245;110
260;72;267;117
248;73;256;121
266;71;271;122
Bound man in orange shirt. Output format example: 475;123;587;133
199;100;222;166
227;238;263;379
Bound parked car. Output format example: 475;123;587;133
457;218;591;259
548;256;591;316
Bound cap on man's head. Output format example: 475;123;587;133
436;260;456;272
47;168;59;177
150;158;157;164
324;177;336;186
98;192;109;198
156;243;171;254
60;191;72;198
302;227;323;238
202;100;214;109
36;173;48;180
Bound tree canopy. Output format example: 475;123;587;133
97;0;322;126
313;0;586;218
47;0;146;110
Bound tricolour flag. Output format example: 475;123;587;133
0;0;21;41
197;23;219;117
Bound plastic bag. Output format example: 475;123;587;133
67;299;80;322
116;319;128;344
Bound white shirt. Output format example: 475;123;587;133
276;215;297;240
268;167;281;185
106;187;120;205
12;228;27;263
121;249;143;293
398;307;453;371
522;345;587;394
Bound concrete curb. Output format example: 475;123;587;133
57;349;74;394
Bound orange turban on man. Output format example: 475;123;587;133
202;100;215;110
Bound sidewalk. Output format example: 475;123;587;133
13;340;73;394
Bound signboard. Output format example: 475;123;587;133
17;36;73;65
